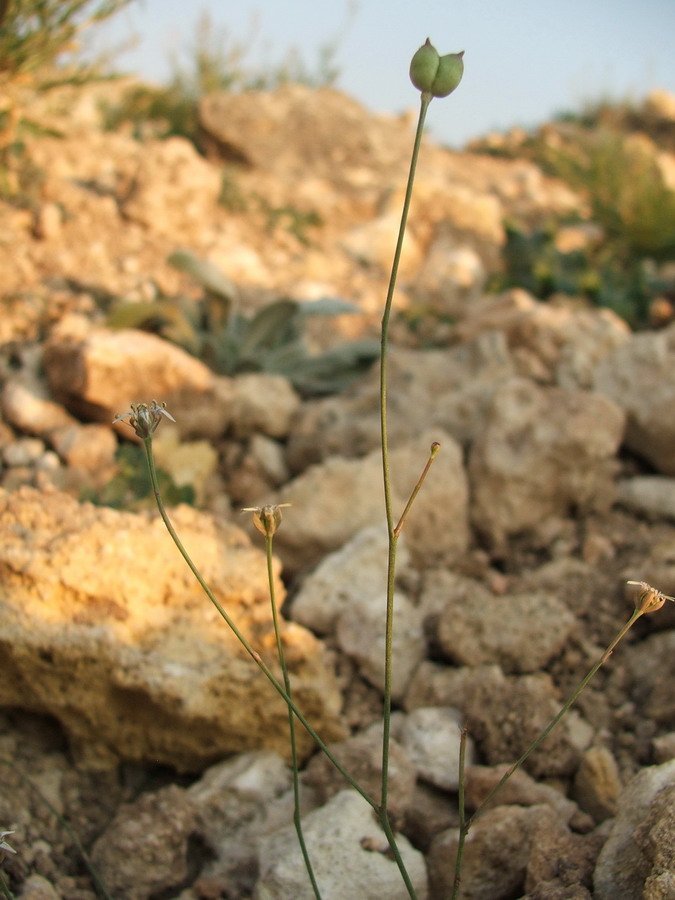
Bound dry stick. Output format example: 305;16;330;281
449;584;670;900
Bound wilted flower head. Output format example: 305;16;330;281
627;580;675;614
113;401;176;439
241;504;291;537
0;831;16;855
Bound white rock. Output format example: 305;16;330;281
254;790;428;900
398;707;471;791
290;525;410;636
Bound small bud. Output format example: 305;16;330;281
410;39;464;98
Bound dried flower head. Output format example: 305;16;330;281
241;504;291;537
627;580;675;614
0;831;16;855
113;401;176;439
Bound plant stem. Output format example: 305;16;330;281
379;93;430;829
0;870;13;900
450;604;644;900
264;532;322;900
141;438;370;805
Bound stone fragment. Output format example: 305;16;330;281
594;760;675;900
290;525;410;636
469;377;624;550
91;784;197;900
405;662;590;779
424;569;576;673
303;723;416;822
617;476;675;520
230;373;301;438
398;707;470;791
573;746;622;822
594;323;675;474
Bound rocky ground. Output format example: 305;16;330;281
1;80;675;899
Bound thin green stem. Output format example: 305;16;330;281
450;605;645;900
380;93;431;832
0;869;13;900
265;533;322;900
141;438;370;806
0;758;112;900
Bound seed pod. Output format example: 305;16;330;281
409;38;464;99
432;51;464;98
409;38;440;93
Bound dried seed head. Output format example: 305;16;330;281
113;401;176;439
627;580;675;614
0;831;16;855
241;504;291;537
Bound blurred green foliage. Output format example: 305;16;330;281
106;250;379;395
491;220;656;325
81;444;195;509
476;104;675;325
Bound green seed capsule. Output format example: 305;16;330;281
409;38;440;94
409;39;464;99
432;51;464;98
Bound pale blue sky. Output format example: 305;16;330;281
95;0;675;147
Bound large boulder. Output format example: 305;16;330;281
0;487;344;769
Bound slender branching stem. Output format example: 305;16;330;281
450;604;645;900
264;532;322;900
379;93;431;834
141;437;372;807
394;442;441;537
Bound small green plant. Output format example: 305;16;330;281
80;443;194;510
106;249;379;396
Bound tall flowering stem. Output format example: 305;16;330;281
379;40;463;842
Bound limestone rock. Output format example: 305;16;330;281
594;759;675;900
469;377;624;550
303;723;416;822
594;323;675;474
290;525;411;636
43;325;233;439
398;707;471;791
0;487;344;769
405;663;590;779
90;784;198;900
424;569;577;673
